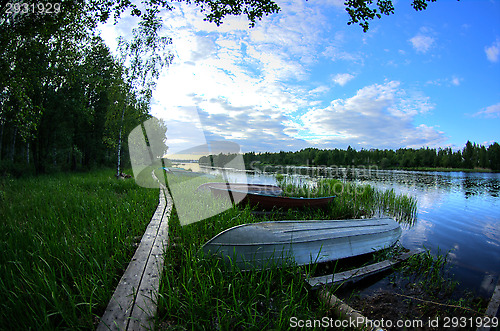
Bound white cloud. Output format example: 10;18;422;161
194;99;311;151
309;85;330;95
300;81;444;149
473;103;500;119
485;39;500;63
409;35;435;53
333;73;355;86
313;0;344;7
98;1;449;153
426;76;462;87
451;76;461;86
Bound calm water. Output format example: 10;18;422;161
348;169;500;297
195;165;500;296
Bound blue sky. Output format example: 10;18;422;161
100;0;500;153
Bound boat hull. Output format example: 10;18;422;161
197;182;283;196
209;186;335;210
203;218;402;269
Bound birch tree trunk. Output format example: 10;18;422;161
116;100;127;178
10;127;17;162
0;120;4;161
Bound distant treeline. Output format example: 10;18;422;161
202;141;500;172
243;141;500;171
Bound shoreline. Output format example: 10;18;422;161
246;162;498;174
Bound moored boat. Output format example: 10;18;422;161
164;167;214;178
197;182;283;196
209;186;334;210
202;218;402;269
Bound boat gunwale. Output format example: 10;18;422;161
210;186;336;200
197;182;283;193
203;218;401;247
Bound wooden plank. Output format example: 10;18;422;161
306;250;420;290
477;278;500;331
318;288;385;331
485;278;500;318
128;189;172;330
97;187;172;331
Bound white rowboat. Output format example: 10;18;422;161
203;218;402;269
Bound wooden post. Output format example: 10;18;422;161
318;288;385;331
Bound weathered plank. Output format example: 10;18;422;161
97;187;172;331
477;277;500;331
127;189;172;330
306;250;419;290
318;288;385;331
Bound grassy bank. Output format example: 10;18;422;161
156;176;419;329
0;169;158;329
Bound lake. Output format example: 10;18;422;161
196;164;500;297
345;168;500;297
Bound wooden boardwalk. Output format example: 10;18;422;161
97;186;172;330
477;277;500;331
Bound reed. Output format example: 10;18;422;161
399;247;458;296
273;175;417;225
0;169;158;329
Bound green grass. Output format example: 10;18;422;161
158;206;328;330
278;177;417;226
0;169;421;329
0;169;158;330
156;175;418;330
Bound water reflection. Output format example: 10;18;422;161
340;169;500;295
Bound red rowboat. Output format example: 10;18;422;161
209;186;335;210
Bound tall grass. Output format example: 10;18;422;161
277;176;417;226
0;169;158;330
158;206;326;330
156;174;418;329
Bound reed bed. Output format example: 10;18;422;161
0;170;158;330
278;176;417;226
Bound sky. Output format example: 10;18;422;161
99;0;500;154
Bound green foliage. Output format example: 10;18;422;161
400;248;457;296
345;0;395;32
344;0;456;32
0;29;151;174
488;142;500;171
0;0;282;176
160;210;321;329
0;169;158;329
0;0;456;175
